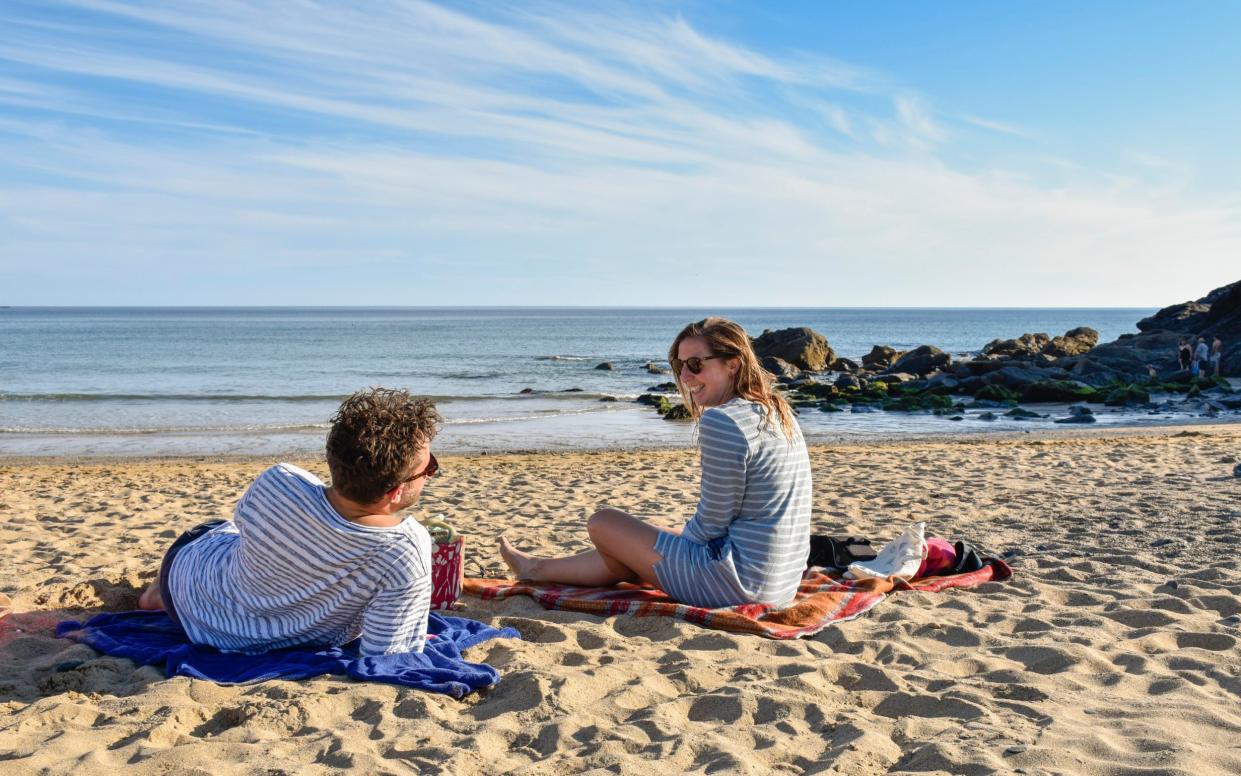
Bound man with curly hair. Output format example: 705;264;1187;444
138;387;443;655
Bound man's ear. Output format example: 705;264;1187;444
384;482;405;505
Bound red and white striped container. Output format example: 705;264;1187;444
429;537;464;610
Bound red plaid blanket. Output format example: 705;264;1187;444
464;559;1012;640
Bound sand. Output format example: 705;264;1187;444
2;425;1240;775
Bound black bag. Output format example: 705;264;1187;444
808;535;878;572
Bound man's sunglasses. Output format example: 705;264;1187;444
406;453;440;483
670;355;723;375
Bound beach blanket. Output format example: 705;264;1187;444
56;611;520;698
464;559;1012;640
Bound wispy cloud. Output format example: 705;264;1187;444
0;0;1237;305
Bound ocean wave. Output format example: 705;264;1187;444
0;423;330;435
533;355;592;361
0;390;632;405
439;372;505;380
443;406;620;425
0;392;350;403
0;404;635;434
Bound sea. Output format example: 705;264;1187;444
3;305;1222;459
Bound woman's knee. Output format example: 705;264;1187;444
587;508;632;541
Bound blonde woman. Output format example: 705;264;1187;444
500;317;812;608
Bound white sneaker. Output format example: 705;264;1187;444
846;522;927;581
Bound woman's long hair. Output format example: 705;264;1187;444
668;317;797;440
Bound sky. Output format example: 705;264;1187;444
1;0;1239;307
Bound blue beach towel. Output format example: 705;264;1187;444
57;611;520;699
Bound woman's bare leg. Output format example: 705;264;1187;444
500;508;668;586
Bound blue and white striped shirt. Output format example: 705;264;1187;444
658;398;812;607
167;464;433;656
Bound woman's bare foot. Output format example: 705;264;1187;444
137;579;165;610
499;536;542;580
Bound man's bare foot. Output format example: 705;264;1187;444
137;579;165;610
499;536;541;580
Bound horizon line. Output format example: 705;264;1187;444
0;304;1161;311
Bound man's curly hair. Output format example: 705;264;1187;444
326;387;441;504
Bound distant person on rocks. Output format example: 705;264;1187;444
1211;336;1223;377
1193;337;1210;379
138;387;442;655
500;317;812;609
1178;337;1192;371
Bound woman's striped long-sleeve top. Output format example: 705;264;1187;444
654;398;812;608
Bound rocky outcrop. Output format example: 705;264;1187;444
1046;327;1099;357
861;345;903;371
760;356;802;381
885;345;951;376
1086;278;1240;377
982;332;1052;359
982;328;1098;359
752;328;834;372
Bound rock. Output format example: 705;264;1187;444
662;404;692;421
519;387;535;394
925;373;960;394
1054;413;1096;424
875;373;916;384
959;358;1009;376
984;366;1050;390
644;361;669;374
983;327;1099;360
883;393;954;412
975;384;1019;403
851;403;881;413
1046;327;1099;357
983;332;1052;359
752;327;834;372
972;398;1014;409
635;393;668;408
819;402;844;412
830;357;860;373
835;374;860;389
760;355;802;381
1136;301;1212;333
1068;404;1094;416
797;382;840;399
1234;463;1241;478
886;345;951;376
1019;380;1097;403
977;412;997;421
861;345;902;370
1103;385;1151;407
1099;278;1241;377
957;375;986;394
598;396;617;402
1005;408;1045;419
595;362;614;371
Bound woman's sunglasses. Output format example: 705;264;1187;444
670;355;723;375
406;452;440;483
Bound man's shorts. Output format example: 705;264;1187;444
158;519;229;630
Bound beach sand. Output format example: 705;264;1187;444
2;426;1240;775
